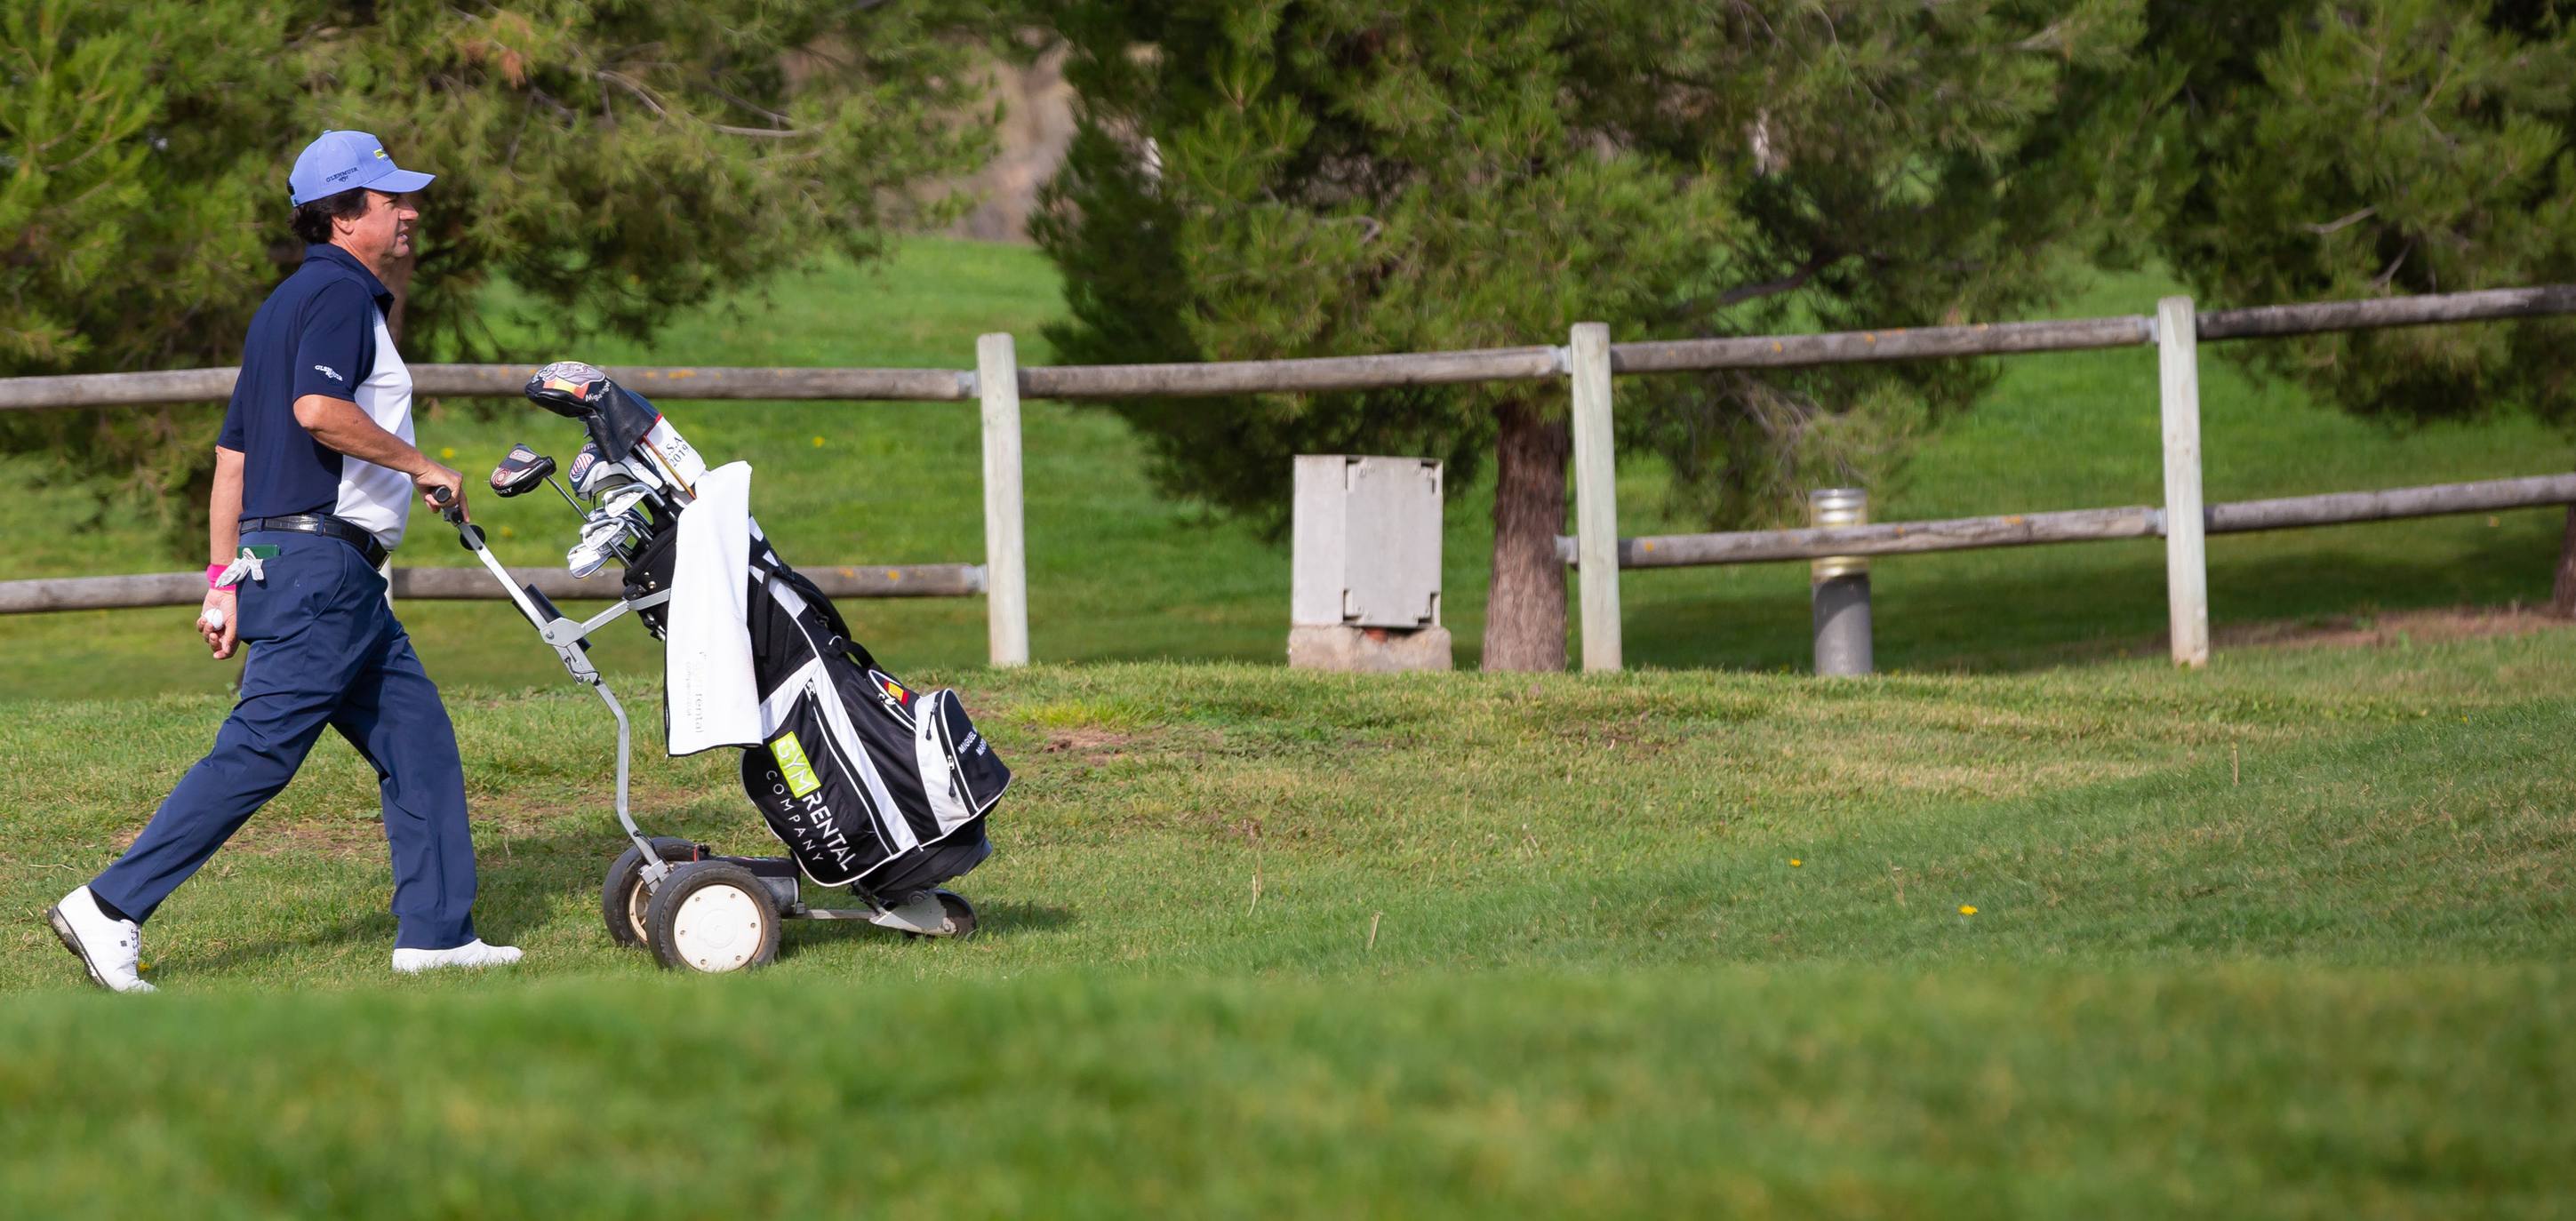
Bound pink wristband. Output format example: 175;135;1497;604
206;563;230;589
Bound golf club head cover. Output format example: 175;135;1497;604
490;443;556;497
524;361;612;419
525;359;660;461
569;439;645;500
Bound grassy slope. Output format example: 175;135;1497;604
4;638;2574;1214
1;243;2569;700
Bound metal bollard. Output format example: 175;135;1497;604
1811;488;1874;676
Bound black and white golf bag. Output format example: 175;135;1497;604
521;361;1008;899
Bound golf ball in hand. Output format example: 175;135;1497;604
199;607;225;631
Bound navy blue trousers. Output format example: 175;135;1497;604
91;530;479;950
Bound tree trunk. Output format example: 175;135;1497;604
382;246;416;345
2554;505;2576;618
1483;399;1571;671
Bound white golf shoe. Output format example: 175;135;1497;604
390;938;524;974
47;885;155;994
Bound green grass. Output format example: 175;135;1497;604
7;968;2568;1217
6;241;2574;1210
2;242;2569;700
4;637;2575;1213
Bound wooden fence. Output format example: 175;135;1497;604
5;283;2572;669
0;563;984;615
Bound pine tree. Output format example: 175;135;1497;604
1030;0;2143;669
2125;0;2575;416
0;0;1000;543
2094;1;2576;607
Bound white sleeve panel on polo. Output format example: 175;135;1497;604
332;306;416;549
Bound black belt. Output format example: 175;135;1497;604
238;514;388;570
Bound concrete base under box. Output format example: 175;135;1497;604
1287;625;1453;673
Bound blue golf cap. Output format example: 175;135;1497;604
288;130;435;206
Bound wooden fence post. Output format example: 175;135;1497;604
1569;322;1622;672
976;333;1030;667
2157;296;2211;667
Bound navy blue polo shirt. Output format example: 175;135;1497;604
218;244;409;532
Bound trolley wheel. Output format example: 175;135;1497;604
939;891;978;939
906;890;978;941
644;860;780;973
601;837;700;949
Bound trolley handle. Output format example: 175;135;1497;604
429;485;480;545
429;483;460;520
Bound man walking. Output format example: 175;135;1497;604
48;131;521;992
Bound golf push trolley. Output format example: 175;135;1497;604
434;361;1005;974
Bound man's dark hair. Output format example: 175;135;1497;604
290;188;372;244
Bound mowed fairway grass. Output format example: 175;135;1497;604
4;242;2575;1213
4;638;2574;1215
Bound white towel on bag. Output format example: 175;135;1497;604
665;460;764;754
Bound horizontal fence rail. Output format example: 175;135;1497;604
8;284;2572;412
1019;346;1566;399
412;365;973;401
1557;506;2164;568
1609;315;2156;374
1555;474;2576;568
2196;284;2576;341
0;364;973;411
0;563;986;615
2207;473;2576;532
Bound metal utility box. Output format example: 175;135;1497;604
1292;456;1443;629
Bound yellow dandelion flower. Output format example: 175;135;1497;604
1958;905;1978;916
1788;858;1803;867
812;435;826;448
439;446;456;460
